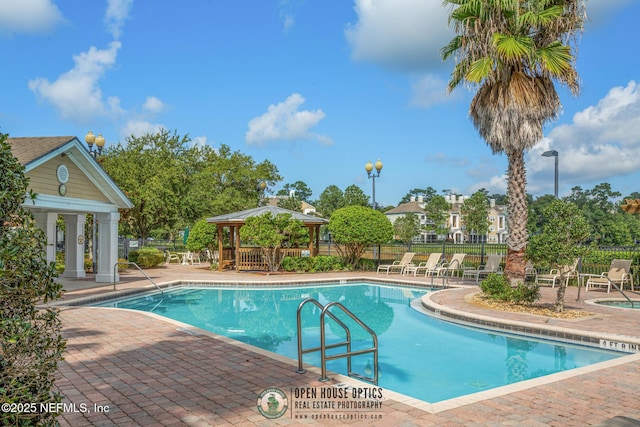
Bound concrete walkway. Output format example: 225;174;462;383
52;264;640;426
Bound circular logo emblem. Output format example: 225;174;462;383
257;387;288;419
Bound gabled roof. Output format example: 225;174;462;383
207;206;328;225
384;201;425;215
7;136;133;209
7;136;76;165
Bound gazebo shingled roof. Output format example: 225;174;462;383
206;205;327;225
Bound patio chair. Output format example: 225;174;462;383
586;259;634;293
403;252;443;277
165;250;181;264
435;253;467;277
535;258;579;288
187;251;202;265
377;252;415;275
462;254;503;282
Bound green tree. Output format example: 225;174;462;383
399;187;438;204
343;184;370;207
101;129;188;240
528;194;557;235
393;213;421;250
461;190;491;243
101;129;281;240
276;181;312;202
527;200;590;312
327;206;394;268
316;185;344;218
1;133;66;426
185;219;218;253
442;0;586;283
239;213;307;272
277;194;303;212
565;183;623;244
424;194;450;239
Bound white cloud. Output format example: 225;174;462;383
121;120;166;139
245;93;332;146
586;0;634;27
345;0;452;71
191;135;208;148
28;42;122;123
143;96;167;113
409;73;458;108
282;14;294;33
468;174;508;195
524;81;640;194
279;0;303;33
0;0;65;37
105;0;133;40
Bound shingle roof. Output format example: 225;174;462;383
384;201;424;215
6;136;76;165
206;206;328;225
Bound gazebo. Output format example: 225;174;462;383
206;206;328;272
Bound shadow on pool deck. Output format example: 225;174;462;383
54;264;640;426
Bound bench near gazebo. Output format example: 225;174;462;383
206;206;328;272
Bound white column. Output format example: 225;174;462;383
96;211;120;283
33;211;58;264
62;214;86;278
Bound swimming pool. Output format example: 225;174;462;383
96;282;623;403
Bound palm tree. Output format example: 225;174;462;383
441;0;586;284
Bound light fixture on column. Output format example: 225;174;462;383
365;159;383;210
85;130;106;158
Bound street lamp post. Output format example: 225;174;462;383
365;159;383;210
85;130;106;274
85;130;106;159
541;150;559;198
257;181;266;207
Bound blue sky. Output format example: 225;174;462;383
2;0;639;207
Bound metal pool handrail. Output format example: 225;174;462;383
112;262;164;296
296;297;379;385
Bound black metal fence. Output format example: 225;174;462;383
319;242;640;285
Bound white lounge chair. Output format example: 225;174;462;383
403;252;443;277
462;254;503;282
586;259;634;293
435;253;467;277
377;252;415;275
165;250;181;264
535;258;579;288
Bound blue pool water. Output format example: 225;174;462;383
97;283;622;403
595;300;640;309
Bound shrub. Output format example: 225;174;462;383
327;206;394;268
55;251;65;273
480;274;540;305
135;248;165;268
480;274;513;302
128;250;140;264
280;255;344;272
1;133;66;425
356;258;376;271
511;283;540;305
117;258;130;272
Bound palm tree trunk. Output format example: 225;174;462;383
504;148;528;285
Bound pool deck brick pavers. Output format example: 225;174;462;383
53;265;640;426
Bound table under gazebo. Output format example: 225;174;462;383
206;206;328;272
